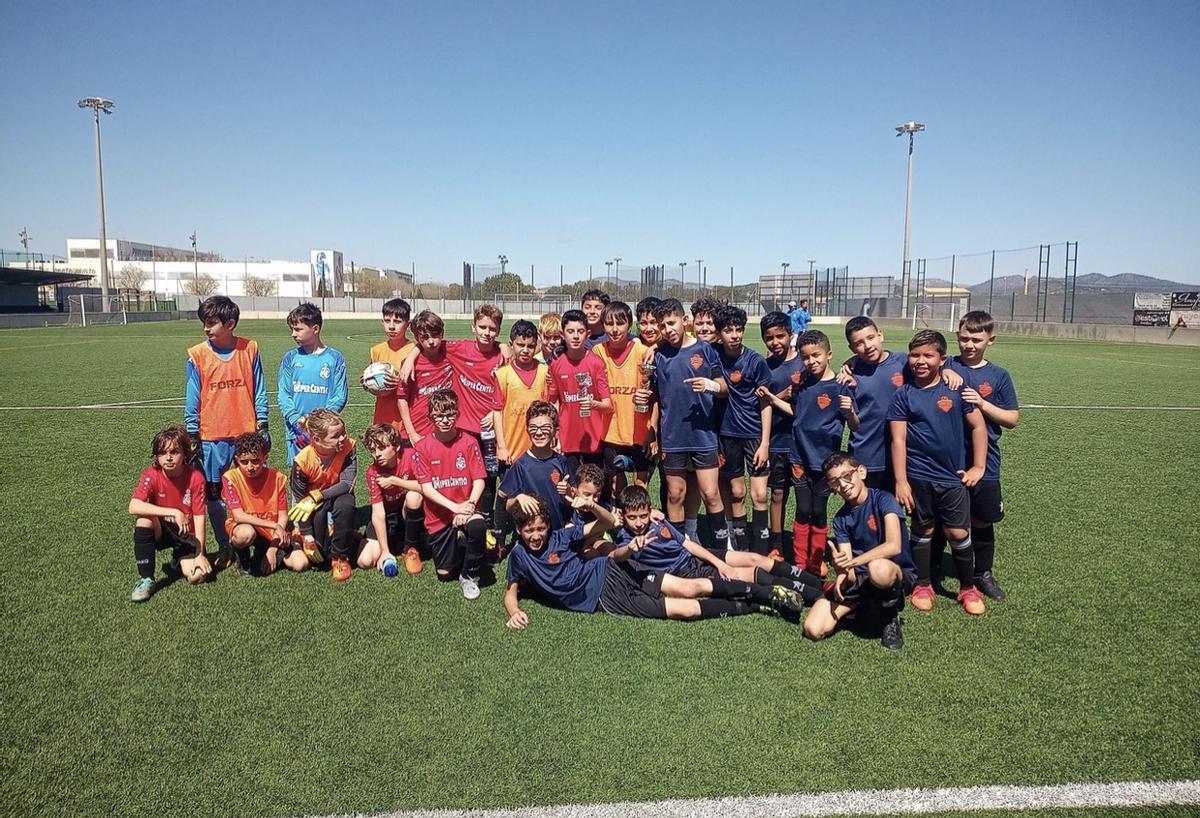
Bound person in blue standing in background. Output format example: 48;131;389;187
278;302;348;464
787;298;812;347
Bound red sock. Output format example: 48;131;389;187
791;521;809;567
807;525;829;576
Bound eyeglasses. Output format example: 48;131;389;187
527;425;555;436
431;412;457;422
826;470;858;488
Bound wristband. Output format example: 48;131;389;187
702;378;720;394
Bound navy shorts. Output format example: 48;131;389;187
662;450;720;474
603;443;651;475
597;560;669;618
767;452;793;489
910;479;971;530
969;479;1004;523
719;436;769;478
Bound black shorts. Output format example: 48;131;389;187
865;469;895;493
158;521;202;562
672;555;719;579
564;451;604;475
910;479;971;530
427;526;464;576
662;449;720;474
719;436;769;478
833;568;915;608
597;560;669;618
969;479;1004;523
767;452;793;489
365;509;404;551
603;443;651;475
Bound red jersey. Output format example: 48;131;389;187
547;352;611;454
412;432;486;533
403;351;455;437
132;465;206;517
446;339;503;433
366;449;415;513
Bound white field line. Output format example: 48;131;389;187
299;779;1200;818
1021;404;1200;411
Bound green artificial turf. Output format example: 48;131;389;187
1;320;1197;818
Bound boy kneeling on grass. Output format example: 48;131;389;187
129;426;210;602
361;423;425;576
503;495;807;629
221;431;305;576
803;453;916;651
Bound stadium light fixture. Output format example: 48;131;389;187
498;254;508;276
895;120;925;318
613;257;621;284
78;96;115;311
605;260;613;283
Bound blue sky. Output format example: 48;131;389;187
3;1;1197;285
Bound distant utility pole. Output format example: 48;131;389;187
78;96;115;311
19;227;30;259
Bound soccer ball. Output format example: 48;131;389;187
362;362;395;396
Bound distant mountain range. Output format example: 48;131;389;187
920;272;1195;295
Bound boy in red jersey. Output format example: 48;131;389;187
365;298;413;436
411;389;489;599
184;296;268;560
361;423;425;576
128;426;210;602
221;432;299;575
547;309;612;473
397;310;455;445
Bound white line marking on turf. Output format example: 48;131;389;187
299;780;1200;818
1022;403;1200;411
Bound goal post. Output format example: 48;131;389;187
66;295;127;327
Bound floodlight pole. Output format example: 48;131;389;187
191;231;199;289
896;120;925;318
605;260;613;283
696;258;703;293
78;97;114;311
614;257;621;286
807;258;816;306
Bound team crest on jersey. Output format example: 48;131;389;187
791;463;804;479
182;489;193;506
816;393;832;410
455;452;466;470
979;382;994;398
937;396;954;413
729;370;742;384
689;354;704;370
891;371;904;387
320;364;330;379
547;552;560;565
867;515;878;531
790;371;803;385
550;469;561;485
658;525;672;540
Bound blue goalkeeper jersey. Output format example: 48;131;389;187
278;346;348;444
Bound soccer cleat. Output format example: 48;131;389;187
331;558;352;582
974;571;1007;601
910;583;936;612
958;586;987;616
881;615;904;651
459;576;481;600
130;577;155;603
769;584;805;617
301;535;324;564
402;547;423;576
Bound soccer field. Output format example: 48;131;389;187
1;319;1197;818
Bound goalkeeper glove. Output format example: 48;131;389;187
288;492;322;523
188;432;203;466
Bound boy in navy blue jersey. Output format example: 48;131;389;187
690;297;723;346
948;311;1019;600
712;305;773;552
606;486;823;604
756;311;808;561
500;401;575;531
581;288;611;349
650;299;730;550
503;495;805;627
784;330;858;576
804;453;916;651
837;317;963;491
887;330;988;616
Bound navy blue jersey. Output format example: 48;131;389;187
789;375;853;473
948;357;1018;480
654;340;723;453
886;382;976;484
499;451;575;529
716;346;771;439
507;526;606;613
765;352;807;453
613;521;691;574
846;350;907;472
832;488;916;580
